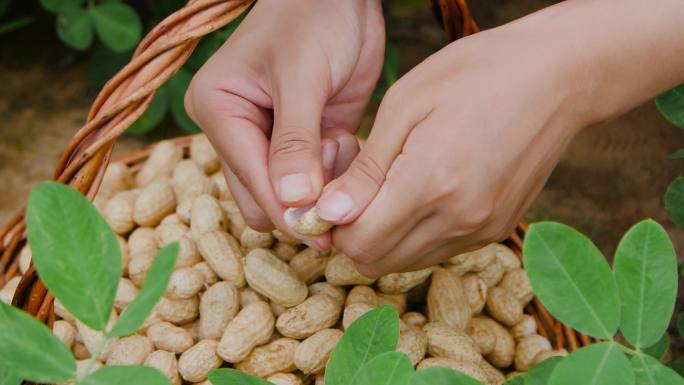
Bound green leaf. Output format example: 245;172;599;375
613;219;677;348
632;353;684;385
383;43;399;85
208;368;271;385
0;302;76;383
90;2;141;52
643;334;670;360
665;177;684;227
503;376;524;385
523;222;620;339
668;356;684;376
168;68;201;133
110;243;178;337
40;0;82;14
0;372;21;385
0;0;10;17
326;306;400;385
678;313;684;337
656;84;684;129
670;149;684;159
56;6;93;50
0;17;33;35
410;367;484;385
525;356;563;385
351;352;413;385
87;45;131;88
128;87;169;135
26;181;121;331
549;342;634;385
78;365;171;385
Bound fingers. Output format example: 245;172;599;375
321;129;360;178
221;162;272;231
269;72;329;207
315;86;430;224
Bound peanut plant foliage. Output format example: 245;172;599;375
0;182;178;384
1;182;684;384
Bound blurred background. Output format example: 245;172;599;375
1;0;683;356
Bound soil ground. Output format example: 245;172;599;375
1;0;683;357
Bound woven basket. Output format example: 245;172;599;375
0;0;594;377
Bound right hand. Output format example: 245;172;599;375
185;0;385;248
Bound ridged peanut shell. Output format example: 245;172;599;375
397;328;427;366
218;301;275;363
235;338;299;377
423;322;483;364
325;252;376;286
377;268;433;294
134;180;177;227
427;268;471;330
199;282;239;340
145;350;181;385
197;230;245;287
276;294;342;338
147;321;194;353
245;248;308;307
178;339;222;382
294;328;343;374
486;287;524;326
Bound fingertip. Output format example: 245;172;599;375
316;189;355;224
275;171;322;207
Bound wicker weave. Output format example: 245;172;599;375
0;0;593;371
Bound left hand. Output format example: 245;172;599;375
313;10;596;277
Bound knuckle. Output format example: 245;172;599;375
341;241;380;266
349;152;386;189
459;203;495;233
353;261;383;280
270;127;317;159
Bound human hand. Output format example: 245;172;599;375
185;0;384;248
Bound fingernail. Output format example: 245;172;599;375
322;142;337;170
279;173;312;202
317;191;353;221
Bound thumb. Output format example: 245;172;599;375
269;76;327;207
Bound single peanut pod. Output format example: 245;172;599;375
197;230;245;287
417;358;489;384
245;248;308;307
397;328;427;366
492;243;521;272
180;176;220;202
199;282;240;340
449;245;496;272
221;200;247;238
192;261;219;286
462;273;488;315
273;229;300;246
240;227;274;249
134;180;177;227
145;350;181;385
156;222;189;244
76;312;119;361
325;252;376;286
309;282;346;307
510;315;538;340
465;321;497;355
18;245;32;275
377;293;407;316
0;276;21;304
53;320;76;348
480;359;506;385
239;286;266;307
104;191;137;234
157;296;200;325
190;134;220;174
106;334;153;366
136;140;183;187
285;206;333;236
267;373;304;385
167;267;204;299
147;321;195;353
377;268;433;294
514;334;552;372
235;337;299;377
218;301;275;363
276;294;342;339
100;162;133;198
402;312;428;330
128;227;159;257
290;248;330;284
178;340;223;382
191;195;227;238
533;349;568;365
294;329;343;374
499;268;534;305
345;285;378;307
427;268;471;330
73;342;91;360
211;172;233;201
115;278;138;311
423;323;483;365
273;241;299;262
342;302;376;330
472;316;516;368
477;259;505;287
486;287;524;327
173;159;204;186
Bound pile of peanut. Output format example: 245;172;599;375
0;136;566;385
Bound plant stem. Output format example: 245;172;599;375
80;336;110;380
